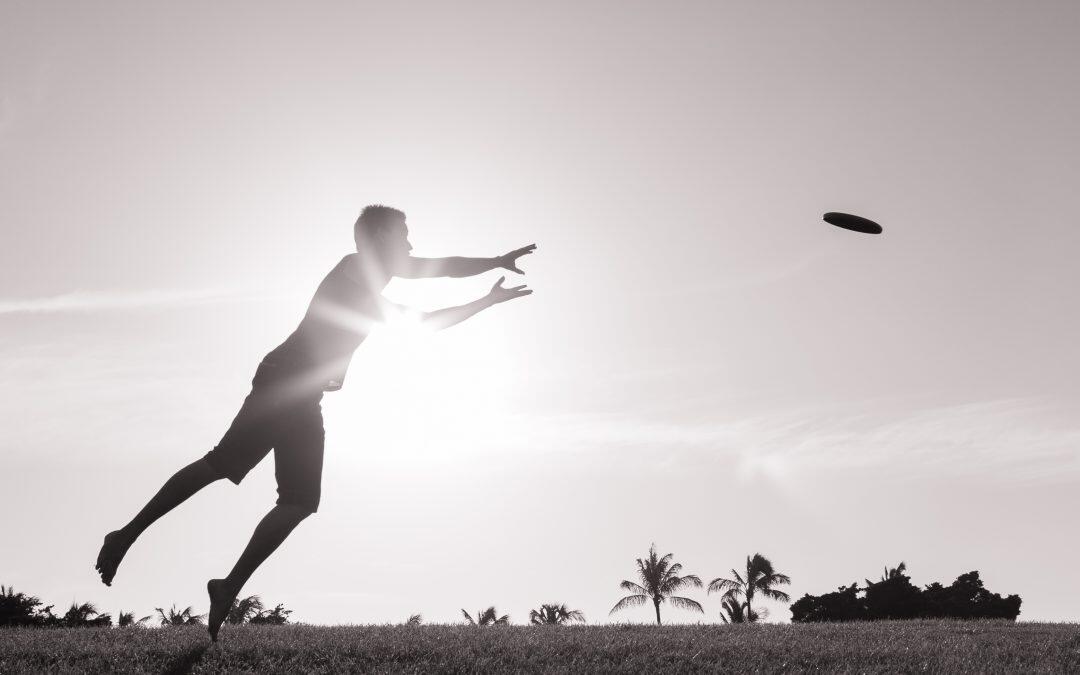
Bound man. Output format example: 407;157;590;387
94;205;535;640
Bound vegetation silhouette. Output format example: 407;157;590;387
1;585;50;627
462;607;510;626
718;595;751;624
791;565;1022;621
249;603;292;625
406;613;423;625
707;553;792;623
118;610;152;627
872;561;908;583
61;602;112;628
155;604;206;627
610;543;703;624
529;604;586;625
226;595;264;624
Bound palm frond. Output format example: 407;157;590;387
762;588;791;603
765;572;792;586
667;596;704;614
619;580;647;595
608;594;647;615
706;577;740;594
461;608;475;625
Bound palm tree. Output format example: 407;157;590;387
62;601;112;627
155;604;206;627
609;543;703;625
118;611;152;627
249;603;292;625
227;595;265;624
718;596;752;624
868;561;907;585
406;614;423;625
1;585;43;627
461;606;509;625
707;553;791;624
529;603;586;625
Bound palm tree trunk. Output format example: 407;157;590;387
654;599;661;625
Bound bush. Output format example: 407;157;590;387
791;570;1021;622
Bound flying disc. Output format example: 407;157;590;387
824;212;882;235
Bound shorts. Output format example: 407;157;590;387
203;357;326;512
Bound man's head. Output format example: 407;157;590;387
354;205;412;270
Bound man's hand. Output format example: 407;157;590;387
497;244;537;274
487;276;532;304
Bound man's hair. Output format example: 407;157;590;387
354;204;406;242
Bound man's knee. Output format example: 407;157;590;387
276;499;317;518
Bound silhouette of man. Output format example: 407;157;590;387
95;205;535;640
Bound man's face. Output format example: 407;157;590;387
378;218;413;268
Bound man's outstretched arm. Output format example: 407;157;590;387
396;244;537;279
387;277;532;331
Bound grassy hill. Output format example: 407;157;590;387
2;620;1078;673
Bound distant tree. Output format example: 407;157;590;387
718;595;754;624
155;605;206;627
461;607;510;626
406;613;423;625
922;571;1021;620
609;543;703;625
791;583;865;622
529;603;586;625
871;561;907;584
249;603;292;625
1;585;46;627
791;566;1022;622
707;553;791;623
61;602;112;628
118;611;152;627
864;573;924;619
227;595;265;624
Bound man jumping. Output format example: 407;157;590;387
94;205;535;640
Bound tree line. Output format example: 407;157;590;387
0;586;291;629
790;562;1022;621
3;551;1022;628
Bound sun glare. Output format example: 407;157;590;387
326;301;512;468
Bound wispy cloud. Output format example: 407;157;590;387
492;399;1080;484
0;286;291;314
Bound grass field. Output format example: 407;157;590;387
2;620;1078;673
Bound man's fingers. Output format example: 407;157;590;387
510;284;526;291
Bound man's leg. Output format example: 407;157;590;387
207;503;313;641
96;458;224;586
207;391;323;641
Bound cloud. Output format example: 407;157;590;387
491;399;1080;484
0;286;291;314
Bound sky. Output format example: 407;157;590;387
1;1;1078;625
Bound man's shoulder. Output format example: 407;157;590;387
332;253;363;285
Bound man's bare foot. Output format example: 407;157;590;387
207;578;237;642
95;530;134;586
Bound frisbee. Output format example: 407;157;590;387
824;212;882;235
